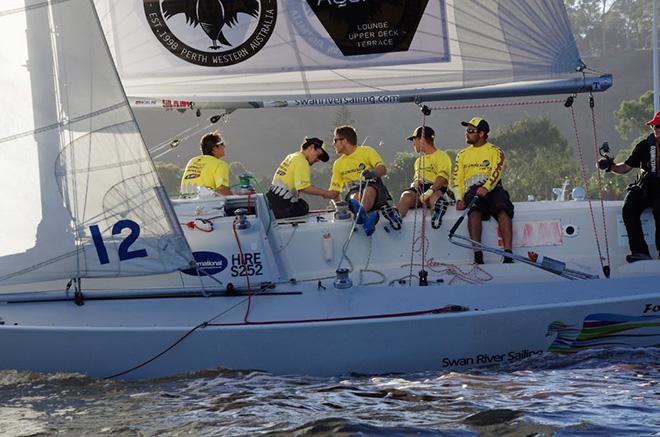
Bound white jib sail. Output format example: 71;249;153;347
0;0;193;285
95;0;588;106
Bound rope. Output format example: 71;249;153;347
231;220;253;323
568;102;606;274
359;236;386;286
336;178;370;272
427;98;565;112
588;94;612;273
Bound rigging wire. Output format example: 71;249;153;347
568;96;608;277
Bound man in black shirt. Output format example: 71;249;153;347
598;111;660;262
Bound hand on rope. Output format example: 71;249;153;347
420;188;434;203
597;156;613;172
361;169;377;180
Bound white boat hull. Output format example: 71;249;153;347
1;272;658;379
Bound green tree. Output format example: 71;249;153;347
615;89;654;141
564;0;652;54
383;151;417;198
330;105;355;140
591;89;657;199
489;118;581;201
334;105;355;127
155;161;182;196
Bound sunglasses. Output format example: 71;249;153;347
333;137;345;143
465;128;478;134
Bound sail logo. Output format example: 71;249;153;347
144;0;277;67
180;251;228;276
305;0;429;56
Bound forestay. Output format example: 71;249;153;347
0;0;193;285
95;0;608;108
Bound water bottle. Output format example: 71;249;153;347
236;173;255;195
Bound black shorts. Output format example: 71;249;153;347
404;182;433;194
403;182;432;208
345;177;392;209
465;185;514;221
267;190;309;219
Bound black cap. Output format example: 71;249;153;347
460;117;490;134
407;125;435;141
303;137;329;162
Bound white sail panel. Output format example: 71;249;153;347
95;0;583;103
0;0;193;284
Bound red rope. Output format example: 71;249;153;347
569;103;606;272
428;98;565;112
589;96;612;269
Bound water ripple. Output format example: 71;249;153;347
0;348;657;436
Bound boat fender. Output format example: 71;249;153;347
322;233;333;261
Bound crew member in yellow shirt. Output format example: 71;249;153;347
329;125;401;235
180;130;232;196
396;125;453;229
267;137;334;219
454;117;514;264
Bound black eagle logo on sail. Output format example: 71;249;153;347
162;0;260;49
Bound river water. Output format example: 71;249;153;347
1;348;657;436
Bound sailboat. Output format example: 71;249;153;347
0;0;658;380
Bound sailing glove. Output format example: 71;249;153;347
597;156;613;172
361;169;377;180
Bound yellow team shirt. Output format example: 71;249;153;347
269;151;311;201
452;142;505;201
180;155;229;191
413;149;451;185
329;146;384;192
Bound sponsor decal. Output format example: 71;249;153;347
181;251;228;276
307;0;429;56
289;2;346;59
144;0;277;67
546;313;660;353
643;303;660;313
441;349;543;368
162;99;193;109
231;252;264;277
133;99;159;106
292;95;401;107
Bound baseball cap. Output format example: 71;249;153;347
645;111;660;126
304;137;329;162
406;125;435;141
461;117;490;133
